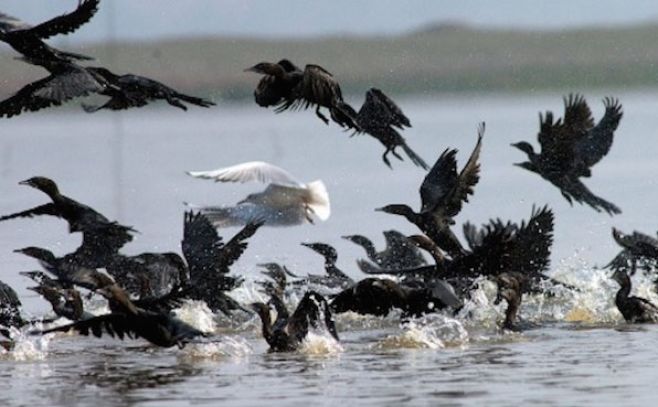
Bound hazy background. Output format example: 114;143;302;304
3;0;658;41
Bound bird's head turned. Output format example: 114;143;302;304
19;176;59;196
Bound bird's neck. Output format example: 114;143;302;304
503;296;521;330
615;276;632;306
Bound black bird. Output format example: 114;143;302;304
301;242;354;289
377;123;484;258
0;0;99;63
343;230;427;271
182;211;262;314
0;177;136;256
256;263;297;298
250;291;339;352
245;60;360;130
611;269;658;323
0;279;26;338
512;94;623;215
0;59;111;118
606;228;658;276
344;88;428;169
330;277;461;318
82;67;215;112
36;278;209;348
28;285;88;322
494;273;525;330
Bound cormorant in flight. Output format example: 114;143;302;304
377;123;484;258
512;94;623;215
245;60;360;130
0;0;99;63
344;88;428;169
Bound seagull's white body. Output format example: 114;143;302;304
187;161;330;227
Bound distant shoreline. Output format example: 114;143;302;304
2;23;658;102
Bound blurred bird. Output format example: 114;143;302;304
187;161;330;227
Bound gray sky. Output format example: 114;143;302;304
3;0;658;43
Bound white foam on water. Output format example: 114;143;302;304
299;331;343;356
0;327;52;362
373;314;469;350
180;335;253;360
172;300;217;333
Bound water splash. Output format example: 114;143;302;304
373;314;469;350
0;327;52;362
180;335;252;360
299;331;343;356
173;300;217;333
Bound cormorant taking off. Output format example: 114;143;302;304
187;161;330;227
245;60;360;130
82;67;215;112
0;177;136;255
250;291;339;352
345;88;428;169
611;269;658;323
36;277;209;348
0;0;99;63
0;279;25;338
342;230;427;271
512;94;623;215
182;211;263;314
377;123;484;258
301;242;354;289
606;228;658;276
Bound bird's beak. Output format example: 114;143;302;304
243;66;259;73
18;179;31;186
374;207;384;212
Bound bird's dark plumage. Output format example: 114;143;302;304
512;94;622;215
0;60;108;118
251;291;339;352
348;88;427;169
0;1;99;63
377;123;484;258
494;273;525;330
246;60;360;130
301;242;354;289
0;279;25;337
611;269;658;323
342;230;427;271
0;177;136;254
182;211;262;313
83;67;215;112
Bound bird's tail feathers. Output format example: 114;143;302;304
401;142;429;170
304;180;331;221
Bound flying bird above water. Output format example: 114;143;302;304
344;88;428;169
0;0;99;63
245;59;360;130
377;123;484;258
82;67;215;112
512;94;623;215
186;161;330;227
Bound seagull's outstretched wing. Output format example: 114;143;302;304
187;161;301;186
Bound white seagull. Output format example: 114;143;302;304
186;161;330;227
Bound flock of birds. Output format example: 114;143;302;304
0;1;657;354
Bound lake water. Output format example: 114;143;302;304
1;91;657;406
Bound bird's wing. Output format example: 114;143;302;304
186;161;300;186
445;124;484;218
27;0;100;39
419;149;458;213
0;12;31;32
0;68;104;118
218;221;264;270
507;206;554;277
297;64;342;107
561;94;595;136
182;211;225;278
289;291;339;342
37;313;135;340
576;97;623;169
358;88;411;129
0;203;59;221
